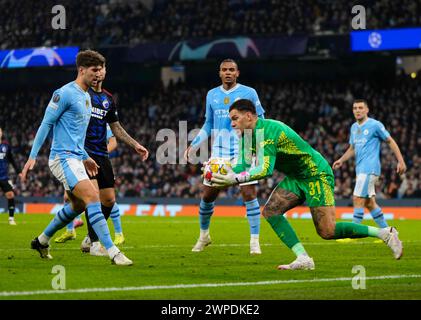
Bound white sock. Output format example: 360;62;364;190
200;229;209;239
107;245;119;259
38;233;50;246
378;227;390;240
250;234;259;241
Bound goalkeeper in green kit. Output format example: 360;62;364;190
210;99;403;270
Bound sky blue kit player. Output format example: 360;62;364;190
53;62;148;254
29;82;91;166
185;59;265;255
350;118;389;177
56;123;118;244
333;99;406;231
20;50;133;266
190;82;265;159
51;61;148;254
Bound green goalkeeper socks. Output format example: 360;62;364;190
333;222;379;239
266;215;308;257
266;216;381;255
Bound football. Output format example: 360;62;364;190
204;158;232;182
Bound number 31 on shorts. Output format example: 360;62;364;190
308;181;321;196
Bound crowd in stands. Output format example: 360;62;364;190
1;0;420;49
1;75;420;200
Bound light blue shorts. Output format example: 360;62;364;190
353;173;379;198
49;156;89;191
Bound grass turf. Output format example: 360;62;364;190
0;214;420;300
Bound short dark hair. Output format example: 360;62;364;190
353;99;368;106
229;99;256;115
76;50;106;69
220;58;238;69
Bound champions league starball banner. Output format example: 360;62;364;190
0;46;79;69
126;36;308;63
351;27;421;52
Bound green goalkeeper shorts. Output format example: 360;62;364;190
277;171;335;207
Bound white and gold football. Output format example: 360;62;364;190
204;158;232;182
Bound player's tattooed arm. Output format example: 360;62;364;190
109;121;137;148
109;121;149;161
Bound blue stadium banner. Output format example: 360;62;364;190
351;28;421;52
127;36;308;63
0;46;79;68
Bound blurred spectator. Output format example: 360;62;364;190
1;0;420;49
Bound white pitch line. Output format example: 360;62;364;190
1;274;420;297
116;240;421;248
1;240;421;252
0;246;134;252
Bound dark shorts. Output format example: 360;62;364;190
88;153;115;189
0;180;13;193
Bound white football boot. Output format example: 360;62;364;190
277;255;315;270
192;231;212;252
111;252;133;266
90;241;108;257
250;236;262;255
380;227;403;259
80;235;91;253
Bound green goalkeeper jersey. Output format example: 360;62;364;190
233;118;333;181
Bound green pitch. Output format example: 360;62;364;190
1;214;421;300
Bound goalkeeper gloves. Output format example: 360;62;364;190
211;171;250;188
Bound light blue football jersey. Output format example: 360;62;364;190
191;83;264;158
349;117;390;175
30;81;92;161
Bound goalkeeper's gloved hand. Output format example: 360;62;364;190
210;171;250;188
200;160;209;179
